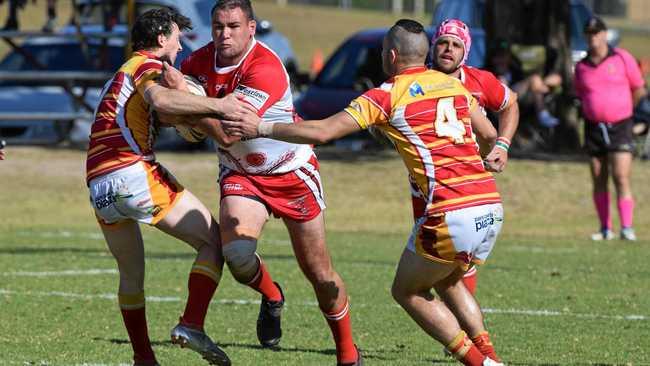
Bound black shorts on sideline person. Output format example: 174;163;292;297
584;118;635;156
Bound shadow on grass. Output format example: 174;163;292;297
96;338;398;362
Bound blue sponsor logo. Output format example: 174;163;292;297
474;213;494;231
409;82;424;97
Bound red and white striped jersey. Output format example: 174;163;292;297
345;67;501;215
181;39;313;175
86;51;161;184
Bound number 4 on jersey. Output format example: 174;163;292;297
434;97;466;144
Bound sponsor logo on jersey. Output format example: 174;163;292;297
235;84;270;110
94;192;133;210
223;183;243;191
409;82;425;97
213;83;229;95
245;152;267;167
474;212;494;231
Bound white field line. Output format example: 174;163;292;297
2;269;118;277
0;288;646;321
14;230;292;246
16;230;105;240
505;245;578;254
0;362;132;366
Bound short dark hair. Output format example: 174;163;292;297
386;19;429;62
211;0;255;21
584;16;607;34
131;8;192;52
393;19;425;34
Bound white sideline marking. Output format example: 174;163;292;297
2;269;118;277
16;230;104;240
506;245;578;254
0;288;646;321
0;362;131;366
15;230;292;245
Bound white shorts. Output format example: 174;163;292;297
406;203;503;271
88;161;184;225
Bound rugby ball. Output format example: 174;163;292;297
174;75;208;143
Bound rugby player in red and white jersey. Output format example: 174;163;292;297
222;19;505;366
426;19;519;296
165;1;361;364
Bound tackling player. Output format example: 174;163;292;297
222;19;505;366
85;8;257;366
429;19;519;295
168;1;362;364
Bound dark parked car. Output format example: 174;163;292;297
295;27;434;123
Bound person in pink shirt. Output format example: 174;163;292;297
574;16;647;241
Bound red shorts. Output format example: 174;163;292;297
219;155;325;222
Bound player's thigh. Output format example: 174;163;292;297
155;189;219;251
100;219;145;274
393;249;457;295
284;212;332;275
219;195;269;243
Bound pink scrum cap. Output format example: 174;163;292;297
433;19;472;67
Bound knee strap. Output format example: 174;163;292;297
222;239;259;281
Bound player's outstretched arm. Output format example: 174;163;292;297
144;62;258;120
223;111;362;145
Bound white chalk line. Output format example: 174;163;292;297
0;362;131;366
504;245;578;254
0;288;646;321
2;269;118;277
16;231;105;240
14;230;292;246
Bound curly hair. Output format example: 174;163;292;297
131;7;192;52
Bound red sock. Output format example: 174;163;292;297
247;256;282;301
180;261;222;330
471;331;500;362
119;292;156;364
324;299;357;364
446;331;486;366
462;267;478;295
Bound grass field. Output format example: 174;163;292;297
1;147;649;365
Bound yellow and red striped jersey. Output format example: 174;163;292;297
86;51;162;183
344;66;500;215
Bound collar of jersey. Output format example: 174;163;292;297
213;38;258;74
133;50;160;60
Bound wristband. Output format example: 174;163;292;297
258;122;275;137
495;140;509;152
496;136;511;145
